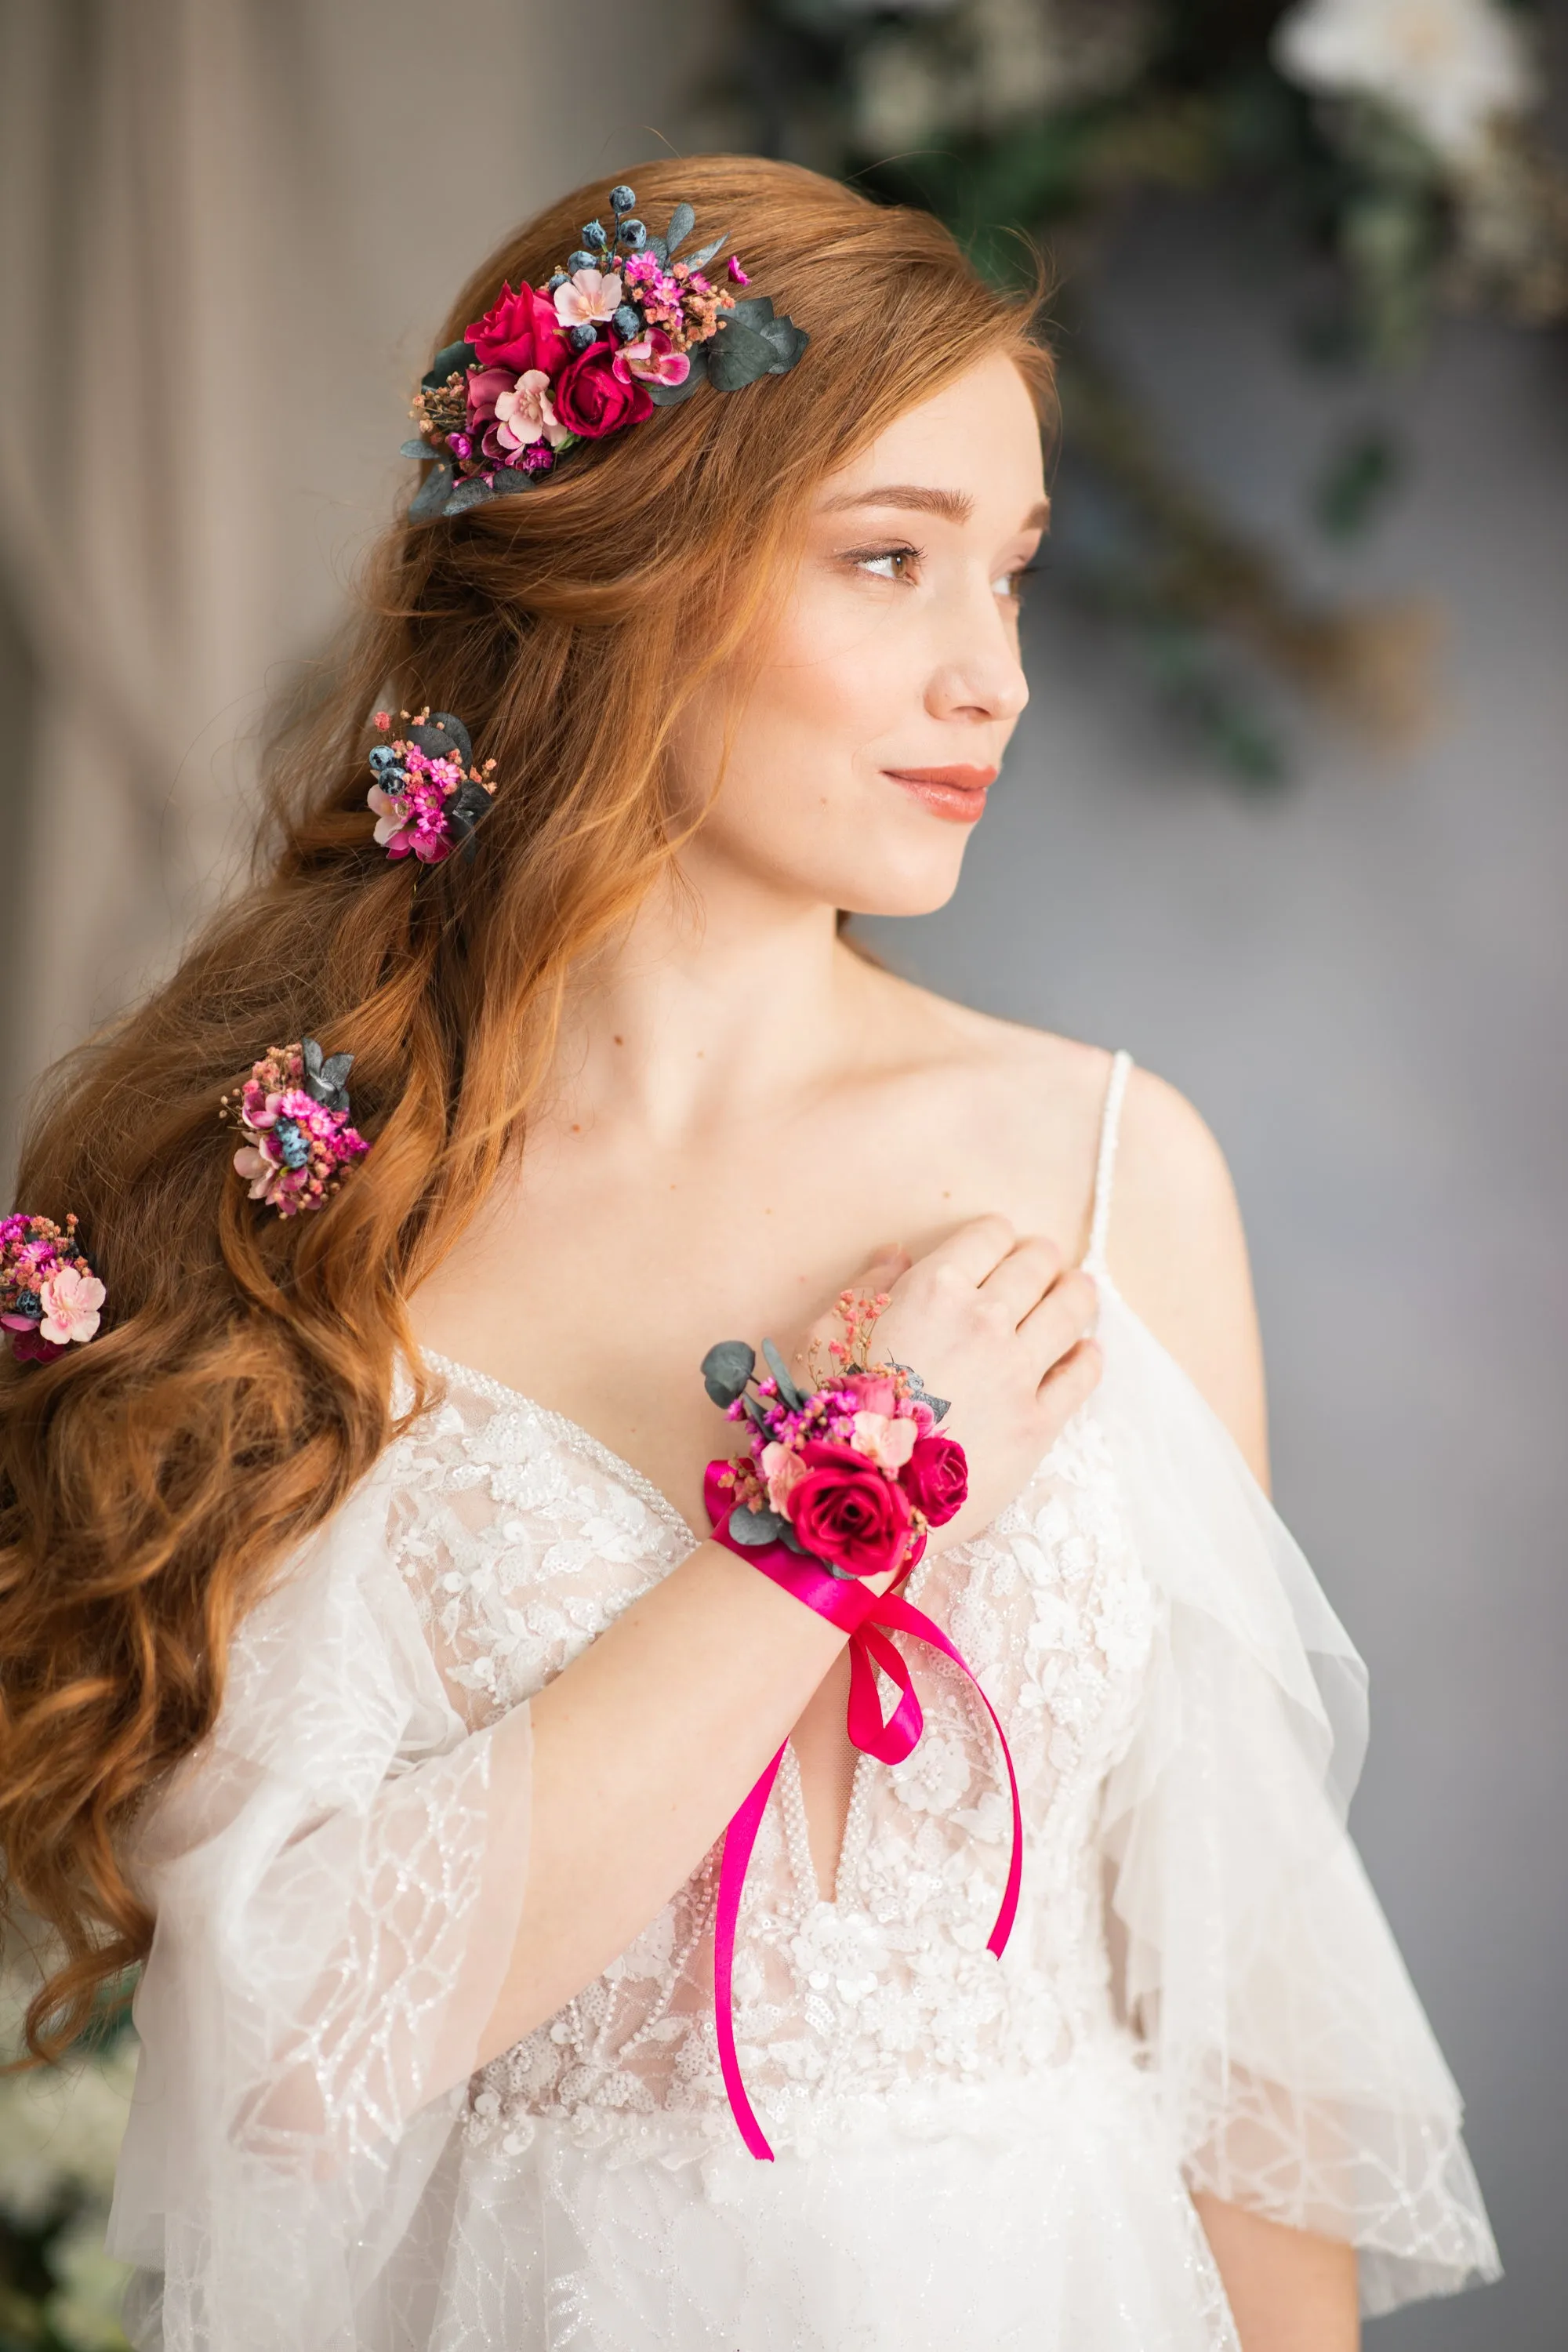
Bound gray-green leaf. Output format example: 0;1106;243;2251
706;321;781;392
728;1504;784;1545
684;233;727;272
663;201;695;258
443;475;496;515
760;1337;804;1412
408;460;456;521
422;339;476;390
400;437;435;461
701;1338;756;1406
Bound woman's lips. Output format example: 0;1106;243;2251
884;764;998;824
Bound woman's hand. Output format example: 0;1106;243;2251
793;1221;1102;1555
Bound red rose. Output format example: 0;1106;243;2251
465;281;567;381
786;1441;913;1580
551;340;655;439
899;1433;968;1528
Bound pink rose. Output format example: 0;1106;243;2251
37;1263;107;1346
551;341;654;439
465;281;567;381
786;1440;913;1580
899;1433;968;1528
841;1372;897;1417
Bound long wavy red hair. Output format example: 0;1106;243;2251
0;155;1051;2060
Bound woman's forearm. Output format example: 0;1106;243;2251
1194;2194;1359;2352
477;1533;851;2065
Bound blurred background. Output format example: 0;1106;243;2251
1;1;1563;2346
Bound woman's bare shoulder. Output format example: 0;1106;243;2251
869;971;1271;1482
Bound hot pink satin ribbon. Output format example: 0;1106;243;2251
704;1461;1023;2162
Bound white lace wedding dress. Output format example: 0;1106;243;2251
107;1053;1499;2350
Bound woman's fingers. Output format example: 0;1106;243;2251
1038;1334;1102;1417
1016;1265;1099;1377
909;1213;1018;1290
976;1235;1063;1327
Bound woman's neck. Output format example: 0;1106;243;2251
546;870;874;1146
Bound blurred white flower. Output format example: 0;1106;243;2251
1272;0;1541;162
855;33;953;153
0;1954;136;2227
43;2209;133;2351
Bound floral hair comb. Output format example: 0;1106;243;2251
405;183;808;519
366;709;496;864
222;1039;369;1218
1;1214;106;1363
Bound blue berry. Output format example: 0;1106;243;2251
275;1118;310;1171
617;220;648;251
13;1289;40;1321
612;303;643;343
568;249;597;274
609;183;636;214
566;321;597;353
580;220;608;250
546;271;568;292
368;743;401;775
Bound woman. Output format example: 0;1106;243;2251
0;158;1497;2350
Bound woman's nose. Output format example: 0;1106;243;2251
924;584;1029;725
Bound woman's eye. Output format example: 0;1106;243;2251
993;562;1039;602
851;546;919;583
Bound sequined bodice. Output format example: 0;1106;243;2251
387;1355;1160;2161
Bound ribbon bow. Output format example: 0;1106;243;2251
704;1461;1022;2161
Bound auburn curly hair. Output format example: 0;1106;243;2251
0;155;1053;2061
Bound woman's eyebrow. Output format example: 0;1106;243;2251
820;485;1051;533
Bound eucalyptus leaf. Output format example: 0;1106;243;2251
756;315;808;372
701;1338;756;1406
442;476;496;516
410;713;474;765
422;339;476;390
663;201;695;258
742;1392;771;1431
706;321;780;392
684;233;727;272
760;1337;803;1411
779;1524;809;1554
924;1394;950;1422
408;461;456;522
727;296;776;328
728;1504;784;1546
400;437;435;461
487;467;535;498
648;236;669;265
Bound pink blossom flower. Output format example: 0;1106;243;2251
492;368;570;452
728;256;750;285
851;1409;918;1471
367;782;409;847
37;1264;107;1346
612;329;690;387
759;1440;807;1515
553;267;622;328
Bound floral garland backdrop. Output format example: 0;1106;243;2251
731;0;1567;776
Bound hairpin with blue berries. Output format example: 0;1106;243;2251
405;182;808;519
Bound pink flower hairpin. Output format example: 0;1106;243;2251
405;182;807;517
1;1213;107;1363
222;1038;369;1219
366;709;498;866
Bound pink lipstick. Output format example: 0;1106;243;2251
884;764;998;824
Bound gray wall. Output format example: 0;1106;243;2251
864;197;1567;2349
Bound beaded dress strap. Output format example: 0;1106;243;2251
1083;1049;1133;1276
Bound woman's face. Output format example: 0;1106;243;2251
672;350;1047;919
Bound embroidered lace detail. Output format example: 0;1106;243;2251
384;1359;1159;2161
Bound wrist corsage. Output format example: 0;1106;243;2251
699;1289;1019;2165
702;1289;967;1584
1;1213;106;1363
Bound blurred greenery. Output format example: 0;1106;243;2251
730;0;1566;776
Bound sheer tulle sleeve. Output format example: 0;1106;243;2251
1092;1280;1499;2315
105;1453;533;2352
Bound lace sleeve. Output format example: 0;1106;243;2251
1091;1284;1501;2318
106;1452;532;2352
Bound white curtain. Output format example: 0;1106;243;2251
0;0;711;1171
